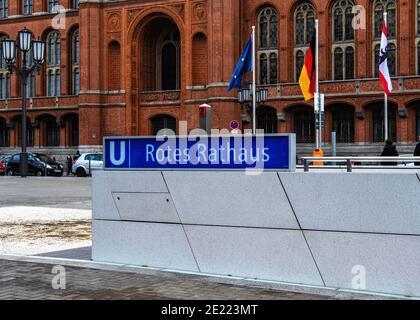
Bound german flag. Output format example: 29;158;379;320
299;32;316;101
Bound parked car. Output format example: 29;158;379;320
6;153;63;177
0;155;11;165
72;153;104;177
0;155;11;176
34;153;64;176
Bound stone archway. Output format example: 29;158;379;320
257;106;278;134
406;100;420;142
150;114;177;136
326;103;355;143
285;105;316;144
129;12;184;136
10;116;33;148
139;17;181;92
364;101;398;143
61;113;79;147
37;114;60;147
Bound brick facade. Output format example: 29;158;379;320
0;0;420;158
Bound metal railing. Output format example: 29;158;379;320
301;157;420;173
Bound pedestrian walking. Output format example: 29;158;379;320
73;150;81;161
67;155;73;176
381;140;399;166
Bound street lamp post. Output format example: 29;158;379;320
1;28;46;178
238;85;269;132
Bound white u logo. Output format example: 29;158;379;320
110;141;126;166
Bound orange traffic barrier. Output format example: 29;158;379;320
313;149;324;166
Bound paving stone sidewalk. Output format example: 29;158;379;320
0;259;342;300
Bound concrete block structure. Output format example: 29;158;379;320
92;170;420;297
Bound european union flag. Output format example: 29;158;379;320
227;37;253;92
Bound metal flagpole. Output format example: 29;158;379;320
384;12;389;142
252;26;257;135
315;19;320;149
384;92;388;141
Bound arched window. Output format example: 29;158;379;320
374;43;396;78
294;3;315;81
370;103;397;143
417;41;420;75
330;105;355;143
257;106;278;134
333;6;344;42
71;29;79;95
48;0;59;13
12;116;33;147
374;0;396;39
0;0;7;18
0;118;9;147
345;47;355;79
333;0;354;42
258;7;278;85
162;43;177;90
295;50;305;82
151;115;177;136
40;116;60;147
293;108;315;143
46;31;61;97
416;1;420;74
0;35;10;99
46;120;59;146
141;17;180;92
63;114;78;147
334;48;344;80
259;53;268;84
269;53;278;84
373;0;397;77
23;0;32;15
418;0;420;38
68;115;78;147
160;30;180;91
332;0;355;80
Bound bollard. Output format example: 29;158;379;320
347;159;353;173
89;159;92;177
331;132;337;166
313;149;324;166
304;159;309;172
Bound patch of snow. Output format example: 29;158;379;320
0;206;91;223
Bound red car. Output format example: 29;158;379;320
0;161;4;176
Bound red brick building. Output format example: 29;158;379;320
0;0;420;159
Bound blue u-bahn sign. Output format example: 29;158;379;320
104;134;296;172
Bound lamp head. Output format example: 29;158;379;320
1;38;16;65
32;40;46;65
18;28;32;52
